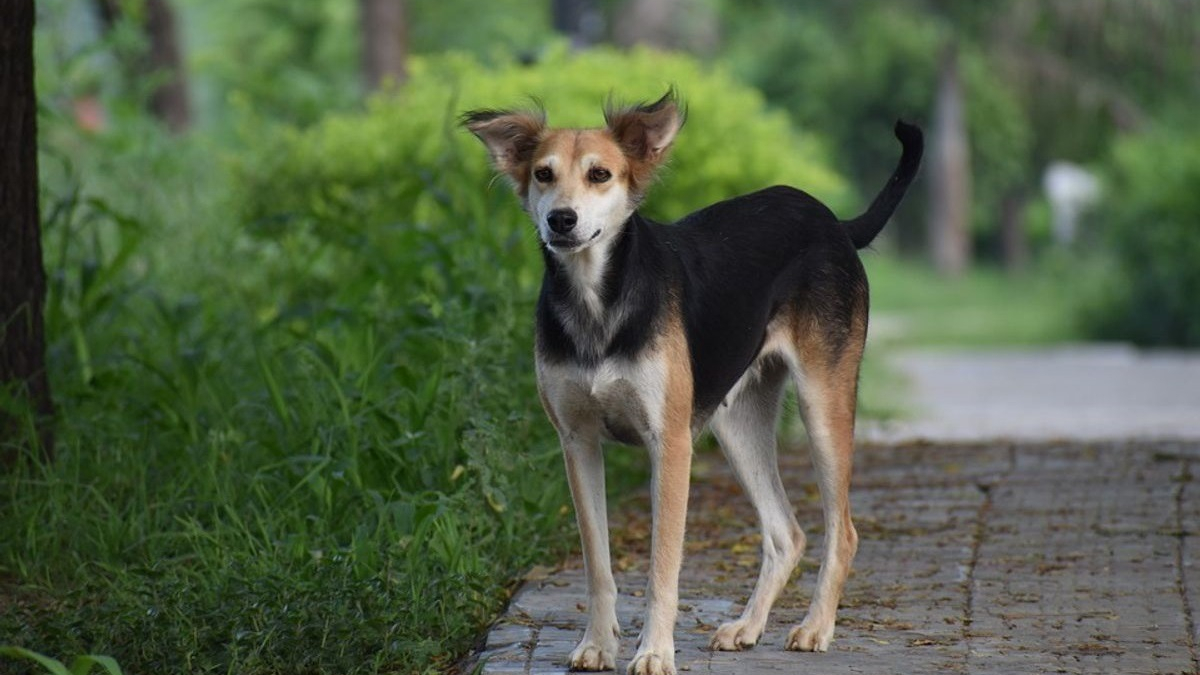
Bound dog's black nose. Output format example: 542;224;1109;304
547;208;578;235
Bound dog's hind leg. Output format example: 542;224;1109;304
786;333;863;652
708;357;806;651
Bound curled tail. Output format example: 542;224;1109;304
844;120;924;249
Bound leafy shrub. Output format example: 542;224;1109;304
1079;123;1200;346
233;43;850;268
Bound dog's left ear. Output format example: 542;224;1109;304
460;108;547;194
605;88;686;195
605;88;685;163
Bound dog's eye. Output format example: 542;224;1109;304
533;167;554;183
588;167;612;184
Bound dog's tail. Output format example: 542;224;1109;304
843;120;924;250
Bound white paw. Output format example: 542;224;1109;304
626;648;675;675
786;617;834;652
569;637;617;671
709;619;760;651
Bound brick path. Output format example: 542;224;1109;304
476;441;1200;674
473;347;1200;674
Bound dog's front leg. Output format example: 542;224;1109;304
561;427;620;671
629;426;692;675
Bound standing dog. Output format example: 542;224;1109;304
463;90;921;675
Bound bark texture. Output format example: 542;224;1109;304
0;0;55;463
145;0;191;132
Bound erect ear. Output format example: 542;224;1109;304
460;108;547;189
604;88;686;173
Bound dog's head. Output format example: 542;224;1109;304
462;89;685;254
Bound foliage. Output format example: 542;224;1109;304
1078;123;1200;346
406;0;555;58
233;44;850;243
0;647;124;675
6;103;579;675
179;0;556;129
721;1;1030;249
182;0;360;126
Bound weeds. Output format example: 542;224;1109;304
0;648;124;675
1;124;583;674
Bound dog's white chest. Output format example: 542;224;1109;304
538;356;669;447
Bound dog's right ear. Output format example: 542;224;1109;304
460;109;546;192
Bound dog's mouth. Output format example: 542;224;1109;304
546;230;601;251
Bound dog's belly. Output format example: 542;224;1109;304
538;357;668;448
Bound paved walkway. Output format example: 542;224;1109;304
473;348;1200;675
862;345;1200;443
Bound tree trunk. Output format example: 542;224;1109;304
927;43;972;277
614;0;680;48
553;0;603;49
93;0;191;132
999;189;1029;273
0;0;55;465
359;0;407;92
145;0;191;132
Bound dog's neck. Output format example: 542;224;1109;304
543;217;632;319
537;214;663;364
555;232;617;321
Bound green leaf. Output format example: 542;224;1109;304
0;647;73;675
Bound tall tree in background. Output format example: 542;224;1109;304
95;0;191;132
553;0;603;49
927;43;971;277
0;0;55;464
613;0;717;52
360;0;407;91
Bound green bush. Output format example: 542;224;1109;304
1079;123;1200;346
186;0;556;128
233;43;851;264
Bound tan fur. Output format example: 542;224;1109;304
783;300;866;652
463;110;546;196
631;309;694;675
533;129;631;188
604;97;684;202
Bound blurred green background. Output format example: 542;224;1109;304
3;1;1198;673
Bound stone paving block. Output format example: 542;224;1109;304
486;622;536;649
480;665;527;675
470;442;1200;674
478;640;530;674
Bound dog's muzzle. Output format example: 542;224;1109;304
547;208;578;235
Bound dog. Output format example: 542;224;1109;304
463;90;922;675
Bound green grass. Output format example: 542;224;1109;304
0;647;125;675
863;253;1081;347
1;123;599;674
